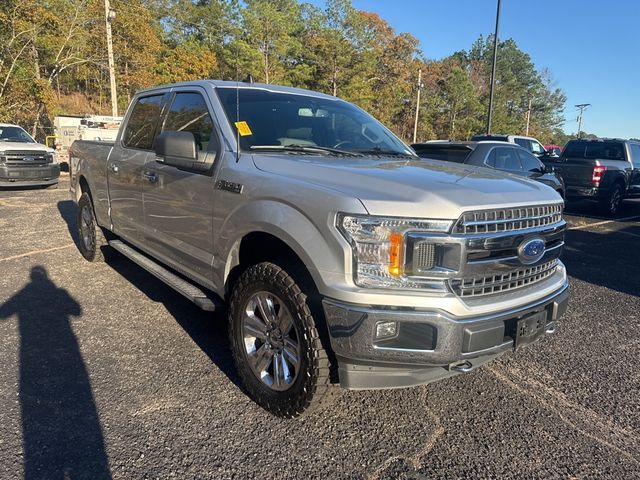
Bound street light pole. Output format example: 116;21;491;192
413;68;422;144
104;0;118;117
575;103;590;138
486;0;502;135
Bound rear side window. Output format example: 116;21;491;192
564;141;626;161
517;149;543;172
412;146;471;163
487;147;522;171
162;92;216;157
513;138;530;150
122;95;164;150
585;142;625;160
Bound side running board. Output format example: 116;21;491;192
108;240;222;312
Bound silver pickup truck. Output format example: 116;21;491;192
69;80;568;417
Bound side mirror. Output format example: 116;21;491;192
154;131;208;172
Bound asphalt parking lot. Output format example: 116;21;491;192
1;175;639;479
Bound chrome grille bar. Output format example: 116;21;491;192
454;204;563;234
451;259;558;298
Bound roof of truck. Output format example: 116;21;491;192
136;80;341;101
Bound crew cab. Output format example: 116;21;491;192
69;80;569;417
542;138;640;216
0;123;59;188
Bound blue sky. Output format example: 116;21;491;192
308;0;640;138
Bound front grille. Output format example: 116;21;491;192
2;151;49;167
454;204;563;235
451;259;558;298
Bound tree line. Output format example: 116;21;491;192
0;0;570;144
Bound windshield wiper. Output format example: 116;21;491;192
250;145;363;157
354;147;416;158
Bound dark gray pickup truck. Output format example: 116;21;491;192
542;138;640;216
69;80;568;417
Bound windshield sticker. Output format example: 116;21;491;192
234;121;253;136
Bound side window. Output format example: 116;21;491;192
162;92;216;158
517;149;544;172
513;138;530;150
122;95;164;150
492;147;523;171
531;141;544;155
631;144;640;167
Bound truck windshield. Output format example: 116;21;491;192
216;87;413;157
0;126;36;143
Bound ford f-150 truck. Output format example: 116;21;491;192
0;123;60;188
69;80;568;417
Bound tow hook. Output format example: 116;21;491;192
545;322;556;334
449;360;473;373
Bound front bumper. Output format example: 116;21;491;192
323;283;569;390
0;164;60;187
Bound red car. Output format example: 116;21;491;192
544;144;563;156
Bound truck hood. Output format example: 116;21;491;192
0;141;54;154
252;154;562;219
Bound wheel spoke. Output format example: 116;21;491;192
256;293;277;325
283;337;299;369
273;352;283;387
276;307;294;335
280;351;292;382
243;313;267;340
252;344;273;374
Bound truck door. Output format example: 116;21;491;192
141;89;220;286
108;94;165;242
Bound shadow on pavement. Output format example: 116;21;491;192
563;224;640;297
564;198;640;219
57;200;80;246
105;256;242;389
54;198;240;389
0;266;111;480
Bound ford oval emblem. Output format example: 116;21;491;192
518;238;546;264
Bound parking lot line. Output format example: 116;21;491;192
0;244;74;263
568;214;640;230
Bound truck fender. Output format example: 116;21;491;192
218;200;345;297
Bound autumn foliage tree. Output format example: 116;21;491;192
0;0;567;143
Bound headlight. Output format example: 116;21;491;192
45;153;55;163
0;151;5;164
337;214;457;291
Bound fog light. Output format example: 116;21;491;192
375;321;397;339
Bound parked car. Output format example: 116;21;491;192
411;141;565;198
544;144;563;156
542;138;640;216
471;134;552;159
0;123;60;188
70;80;568;417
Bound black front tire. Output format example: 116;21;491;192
77;192;110;262
228;262;334;418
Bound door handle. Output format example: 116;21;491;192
110;163;119;173
143;171;158;183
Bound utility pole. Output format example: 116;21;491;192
412;68;422;144
486;0;502;135
525;98;532;136
575;103;590;138
104;0;118;117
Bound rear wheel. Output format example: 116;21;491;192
600;183;623;217
228;262;334;417
77;192;110;262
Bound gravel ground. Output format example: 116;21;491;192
0;176;639;479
